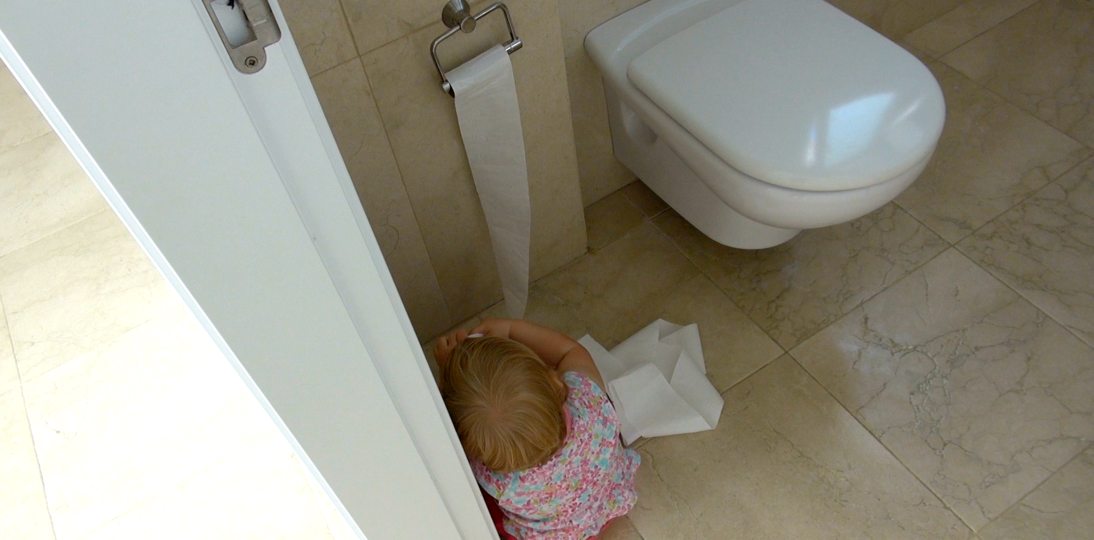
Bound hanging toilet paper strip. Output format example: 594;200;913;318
448;45;531;318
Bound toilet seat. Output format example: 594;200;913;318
627;0;945;192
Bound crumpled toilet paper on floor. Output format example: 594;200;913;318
579;320;723;445
448;45;531;318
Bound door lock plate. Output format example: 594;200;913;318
202;0;281;74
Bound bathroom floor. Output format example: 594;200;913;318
0;66;356;538
439;1;1094;538
2;0;1092;539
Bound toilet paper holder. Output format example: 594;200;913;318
431;1;523;96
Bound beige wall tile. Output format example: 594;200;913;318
631;356;970;539
979;446;1094;539
827;0;967;39
279;0;359;75
958;158;1094;347
0;211;171;382
341;0;436;55
0;390;54;540
0;133;105;258
363;0;585;321
0;65;51;152
942;0;1094;147
905;0;1037;58
310;58;452;338
896;61;1090;243
557;0;644;205
793;249;1094;530
656;204;948;349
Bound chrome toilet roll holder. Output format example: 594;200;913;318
431;1;523;96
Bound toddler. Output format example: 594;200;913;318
434;318;639;540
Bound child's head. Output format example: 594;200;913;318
440;336;567;472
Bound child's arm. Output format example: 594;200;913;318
472;318;607;391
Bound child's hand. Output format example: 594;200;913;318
471;318;513;339
433;328;469;368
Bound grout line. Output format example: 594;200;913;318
644;215;790;351
956;155;1090;244
1;292;60;540
305;53;362;80
714;351;784;400
0;206;112;263
0;129;55;163
781;241;955;352
784;351;978;535
979;441;1094;531
353;52;460;333
927;0;1043;60
334;0;363;59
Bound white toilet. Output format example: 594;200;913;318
586;0;945;248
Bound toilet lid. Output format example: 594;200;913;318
627;0;945;191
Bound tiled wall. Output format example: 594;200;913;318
279;0;588;339
556;0;646;205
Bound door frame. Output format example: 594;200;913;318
0;1;492;538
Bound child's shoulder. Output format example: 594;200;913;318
561;370;609;412
562;370;597;392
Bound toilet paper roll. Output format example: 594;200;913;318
448;45;531;318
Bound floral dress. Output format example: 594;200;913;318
472;371;640;539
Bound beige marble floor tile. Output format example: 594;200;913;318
979;445;1094;539
655;204;947;349
958;158;1094;347
278;0;358;76
585;188;645;252
0;210;170;382
0;132;105;258
527;222;700;346
942;0;1094;147
792;249;1094;530
310;58;452;338
0;389;55;540
0;298;17;397
905;0;1038;58
80;442;344;540
895;61;1090;243
0;64;51;152
491;270;785;392
22;301;340;538
826;0;966;39
620;181;667;219
631;356;970;539
655;274;783;392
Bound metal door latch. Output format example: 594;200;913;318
202;0;281;74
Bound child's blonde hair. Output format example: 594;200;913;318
440;336;566;472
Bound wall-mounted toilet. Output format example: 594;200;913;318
586;0;945;249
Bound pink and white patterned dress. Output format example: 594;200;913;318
472;371;640;539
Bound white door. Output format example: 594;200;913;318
0;1;493;538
